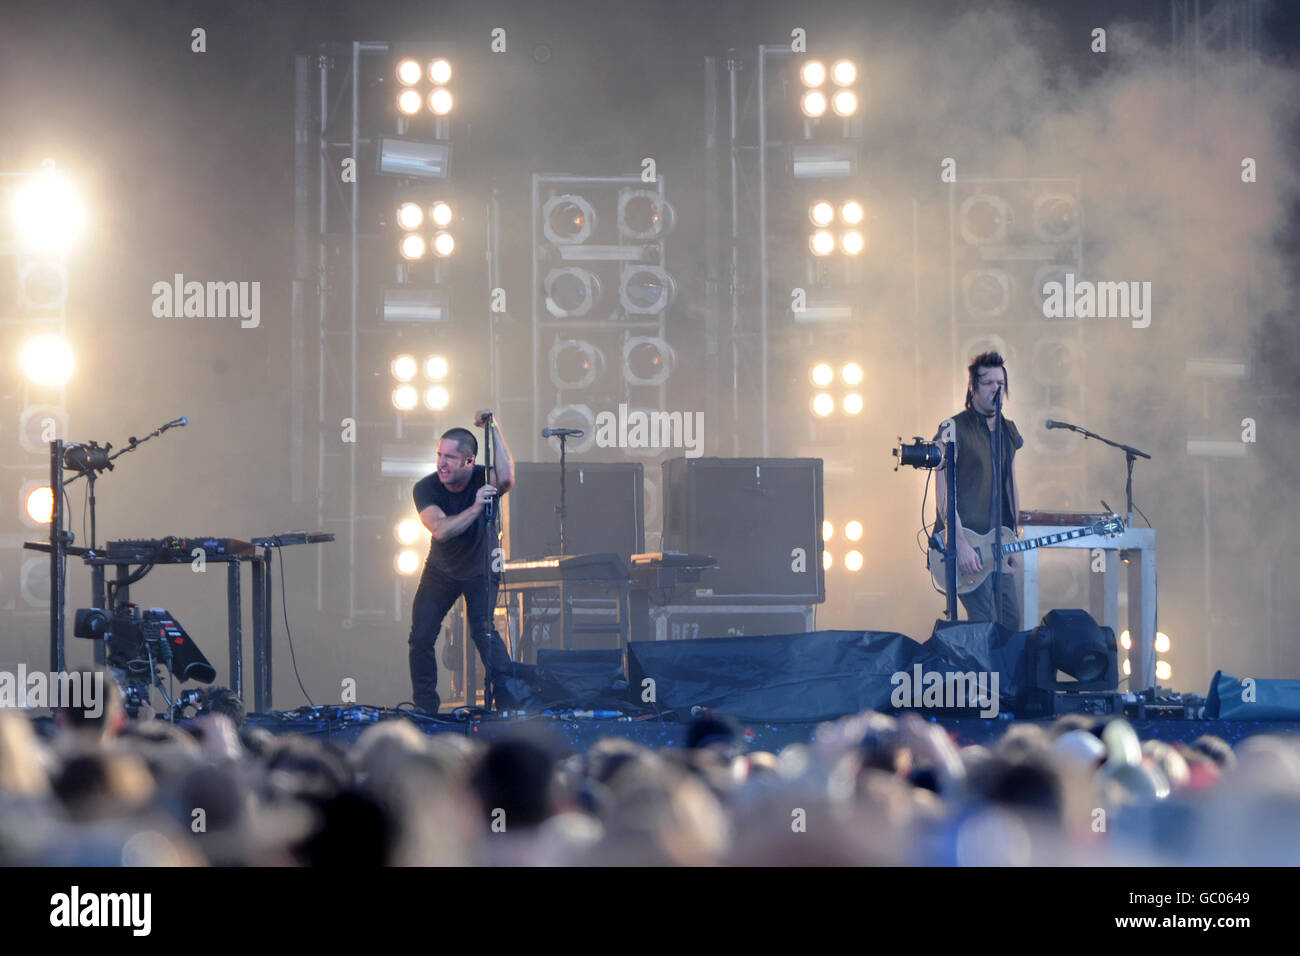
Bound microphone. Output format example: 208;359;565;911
163;416;189;430
1045;419;1070;430
542;428;584;438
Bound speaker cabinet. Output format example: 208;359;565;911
505;461;644;558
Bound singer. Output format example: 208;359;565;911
931;351;1023;631
408;409;516;714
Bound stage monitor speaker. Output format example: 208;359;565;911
505;461;644;557
661;457;824;604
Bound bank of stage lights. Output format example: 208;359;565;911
799;58;859;119
1120;629;1174;682
395;56;454;117
390;353;450;412
397;199;455;260
822;519;864;573
810;361;863;417
394;517;426;576
808;199;865;257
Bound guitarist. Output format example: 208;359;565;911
933;351;1023;631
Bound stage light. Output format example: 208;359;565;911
840;230;864;255
12;166;86;253
800;60;826;87
392;385;419;411
845;550;863;572
843;393;863;414
18;405;68;454
429;88;453;115
1155;660;1172;682
839;200;863;225
397;202;424;230
1154;631;1171;654
811;393;834;417
25;485;54;524
822;520;833;541
545;267;602;318
842;362;863;385
809;230;835;256
831;90;857;117
428;58;452;84
845;520;863;541
619;266;676;314
546;404;596;453
423;385;450;410
382;286;449;324
542;194;596;245
962;269;1012;318
801;90;828;118
810;363;834;387
377;136;450;180
395;519;422;545
430;201;453;227
432;231;455;257
623;336;675;386
391;354;418;382
1032;192;1080;243
400;234;427;260
18;334;74;387
619;190;676;239
831;59;856;86
549;340;604;390
809;201;834;227
959;193;1009;245
395;550;421;575
790;144;859;179
1119;629;1132;651
424;355;448;381
823;550;833;571
397;89;423;115
18;259;67;310
397;59;422;85
1122;659;1132;677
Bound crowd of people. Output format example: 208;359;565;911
1;672;1297;866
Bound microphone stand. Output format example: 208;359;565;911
991;388;1005;629
1048;421;1151;528
480;415;498;710
556;433;570;557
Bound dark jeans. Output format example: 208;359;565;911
408;562;513;712
960;571;1022;633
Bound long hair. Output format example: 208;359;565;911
965;351;1008;410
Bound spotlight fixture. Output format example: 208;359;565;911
1032;192;1080;243
395;519;422;545
545;267;602;318
428;58;452;85
430;201;453;227
542;194;596;245
423;385;450;410
395;550;421;575
831;59;856;86
845;520;863;541
431;231;455;257
840;231;865;255
822;550;833;571
809;230;835;256
396;59;423;85
811;393;834;417
17;260;68;310
23;484;54;525
822;520;834;541
618;190;676;240
830;90;858;117
619;265;676;315
424;355;449;381
428;88;453;116
397;89;423;116
11;165;87;253
800;60;826;87
548;340;605;390
18;334;74;387
809;201;835;227
845;550;863;572
623;336;675;386
397;202;424;230
392;385;419;411
400;234;428;260
959;193;1010;245
842;393;863;415
841;362;863;385
801;90;828;118
810;363;834;387
839;200;863;225
391;354;418;382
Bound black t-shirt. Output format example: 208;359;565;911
413;465;490;580
933;408;1023;536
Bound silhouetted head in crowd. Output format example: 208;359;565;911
470;733;560;829
53;749;154;821
1188;734;1235;771
51;671;124;743
685;712;744;757
202;686;246;729
295;789;398;867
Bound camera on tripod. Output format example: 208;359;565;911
73;603;215;717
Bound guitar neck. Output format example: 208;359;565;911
998;526;1096;555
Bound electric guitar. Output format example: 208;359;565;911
928;513;1126;595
